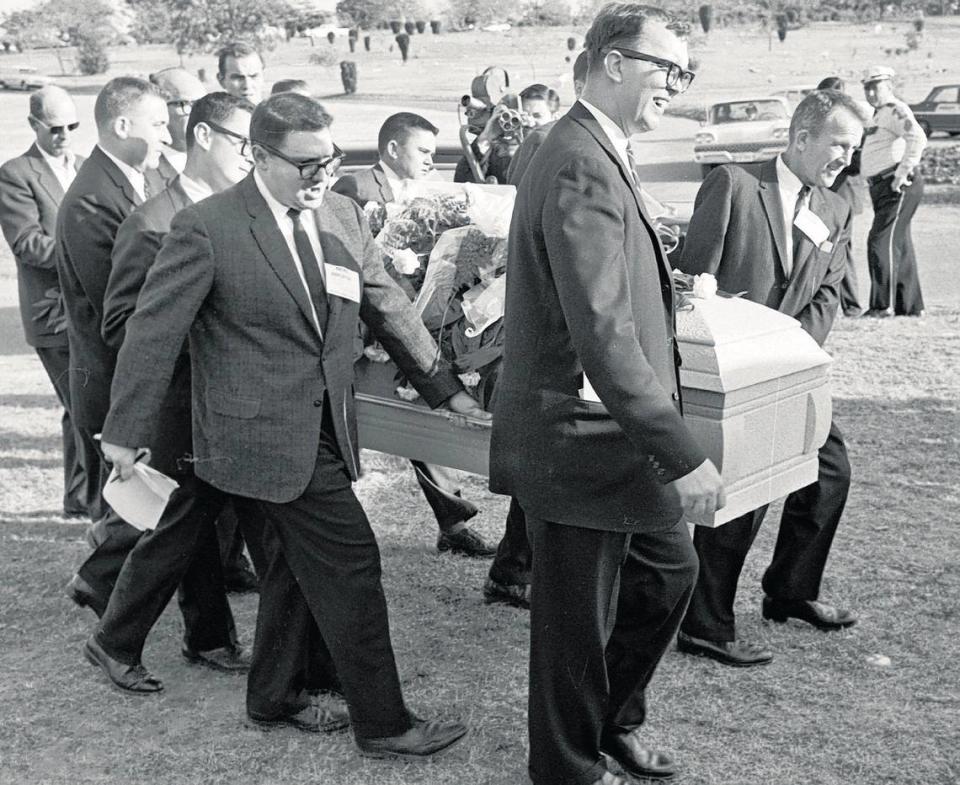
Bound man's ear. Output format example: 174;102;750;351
603;51;624;85
385;139;399;159
193;122;212;151
113;116;130;140
794;128;809;151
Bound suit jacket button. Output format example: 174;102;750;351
313;399;323;407
671;392;680;401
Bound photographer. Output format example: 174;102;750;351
455;84;560;185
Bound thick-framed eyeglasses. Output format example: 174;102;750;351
167;99;195;116
204;121;252;156
256;141;345;179
605;47;696;93
29;115;80;135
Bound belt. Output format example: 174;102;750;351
867;166;897;185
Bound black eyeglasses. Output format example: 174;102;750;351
30;115;80;135
256;141;345;179
167;99;195;116
204;121;252;156
606;48;696;93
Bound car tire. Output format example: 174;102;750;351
918;120;932;137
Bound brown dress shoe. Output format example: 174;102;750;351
677;631;773;667
182;643;252;672
762;597;857;630
248;703;350;733
600;728;677;780
83;636;163;694
356;717;468;760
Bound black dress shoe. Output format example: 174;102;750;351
183;643;252;672
248;704;350;733
83;636;163;694
437;526;496;558
677;631;773;667
482;576;530;609
356;717;468;760
65;574;107;618
600;728;677;781
762;597;857;630
224;559;259;594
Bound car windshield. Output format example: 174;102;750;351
710;100;788;124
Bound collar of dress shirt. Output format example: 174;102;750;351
97;144;146;199
37;144;74;172
163;148;187;174
254;168;298;224
578;99;633;177
252;168;323;260
177;172;214;204
776;154;807;203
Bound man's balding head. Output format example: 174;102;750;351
150;67;207;152
28;86;78;158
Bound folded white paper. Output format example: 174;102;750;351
103;462;179;531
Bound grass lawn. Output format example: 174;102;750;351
0;18;958;785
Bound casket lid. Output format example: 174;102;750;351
677;295;832;393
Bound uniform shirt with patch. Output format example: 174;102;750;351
860;99;926;179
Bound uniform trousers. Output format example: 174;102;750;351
246;403;411;740
867;171;925;315
682;421;851;641
527;514;698;785
35;345;86;514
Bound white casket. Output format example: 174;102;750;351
355;295;831;527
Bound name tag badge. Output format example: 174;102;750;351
324;263;361;303
794;207;830;247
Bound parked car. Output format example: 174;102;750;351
0;66;52;91
909;84;960;137
693;97;791;178
770;85;815;111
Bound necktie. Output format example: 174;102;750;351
287;208;328;336
789;185;811;277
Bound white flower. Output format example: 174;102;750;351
391;247;421;276
692;273;718;299
458;371;481;388
395;384;421;402
363;343;390;363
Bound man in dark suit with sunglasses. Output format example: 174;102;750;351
100;93;481;754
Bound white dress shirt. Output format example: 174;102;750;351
378;158;406;201
775;155;809;277
578;99;636;184
163;148;187;174
177;172;213;204
97;144;146;201
37;146;76;191
253;169;326;336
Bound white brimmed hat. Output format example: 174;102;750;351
862;66;895;84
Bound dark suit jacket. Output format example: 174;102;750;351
102;177;194;475
0;144;84;348
331;164;394;205
680;159;852;346
489;102;706;532
102;174;460;503
55;145;157;428
506;121;554;186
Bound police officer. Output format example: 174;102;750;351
860;66;927;317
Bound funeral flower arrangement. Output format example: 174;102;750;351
361;181;516;406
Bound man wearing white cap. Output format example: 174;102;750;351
860;65;926;316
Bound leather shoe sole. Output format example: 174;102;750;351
83;637;163;694
357;719;468;760
762;597;857;630
600;733;677;781
182;644;251;673
677;632;773;667
247;705;350;734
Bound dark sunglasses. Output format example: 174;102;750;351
256;141;345;180
204;121;252;156
605;48;696;93
30;115;80;135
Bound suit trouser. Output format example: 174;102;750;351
34;345;86;514
681;421;851;641
527;515;698;785
215;498;267;579
94;474;237;665
488;497;531;586
867;172;924;315
411;460;478;531
246;409;411;740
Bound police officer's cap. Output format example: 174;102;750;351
862;66;895;85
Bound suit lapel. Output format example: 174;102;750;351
26;145;65;204
92;146;143;208
242;175;323;343
758;158;789;278
313;204;345;353
371;164;394;203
